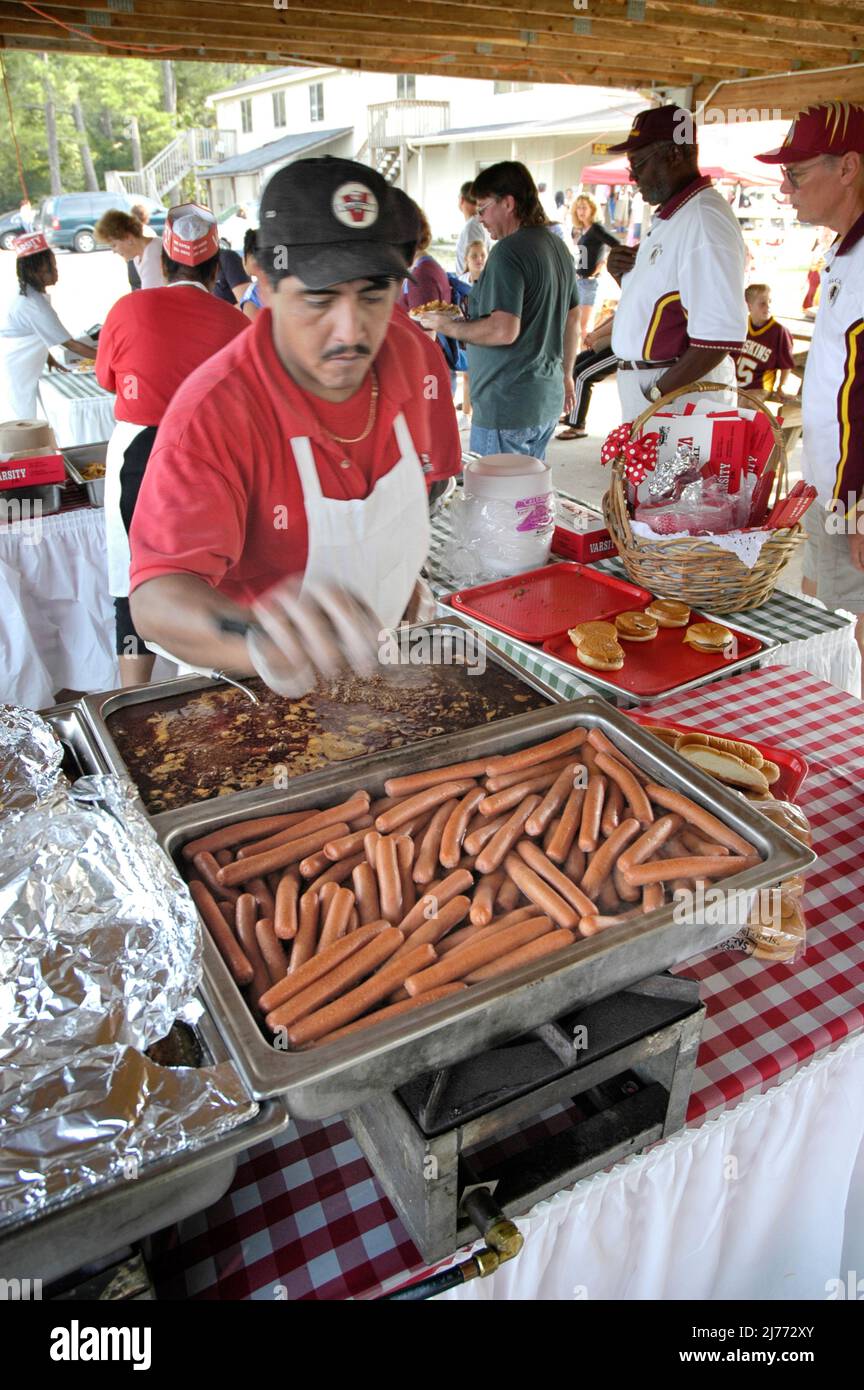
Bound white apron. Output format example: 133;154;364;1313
291;409;430;631
105;418;149;597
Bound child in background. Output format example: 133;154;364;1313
457;239;488;418
735;284;796;399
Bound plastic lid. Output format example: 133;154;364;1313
466;455;550;478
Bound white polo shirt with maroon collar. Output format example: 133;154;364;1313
612;175;746;368
802;209;864;515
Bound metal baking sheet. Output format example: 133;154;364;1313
77;619;565;818
63;442;107;507
0;1007;288;1284
156;699;815;1118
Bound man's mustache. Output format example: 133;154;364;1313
321;345;372;361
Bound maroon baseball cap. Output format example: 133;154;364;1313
608;105;695;155
755;102;864;164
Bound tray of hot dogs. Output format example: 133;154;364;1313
155;700;815;1117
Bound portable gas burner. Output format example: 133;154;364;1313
348;973;704;1267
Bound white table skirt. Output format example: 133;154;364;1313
38;374;116;449
0;508;118;708
438;1030;864;1301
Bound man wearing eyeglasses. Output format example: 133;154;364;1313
603;105;746;421
756;104;864;678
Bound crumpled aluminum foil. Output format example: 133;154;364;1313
0;775;257;1231
0;704;65;822
646;444;697;501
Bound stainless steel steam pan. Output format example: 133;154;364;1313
155;700;815;1119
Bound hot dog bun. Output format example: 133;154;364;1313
676;744;770;794
674;731;764;768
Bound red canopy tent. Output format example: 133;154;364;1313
579;153;782;187
580;126;784;188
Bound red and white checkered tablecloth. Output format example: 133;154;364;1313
149;667;864;1301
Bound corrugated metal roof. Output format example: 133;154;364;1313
201;128;352;178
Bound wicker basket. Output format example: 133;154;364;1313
602;381;805;612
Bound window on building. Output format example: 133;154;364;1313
396;74;416;100
493;82;534;94
310;83;324;122
241;98;253;134
272;90;286;128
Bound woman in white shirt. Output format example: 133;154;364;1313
94;208;163;290
0;233;97;420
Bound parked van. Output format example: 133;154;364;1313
37;192;166;253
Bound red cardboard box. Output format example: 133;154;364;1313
552;500;616;563
0;452;65;491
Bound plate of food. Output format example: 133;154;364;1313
624;712;808;802
408;299;463;320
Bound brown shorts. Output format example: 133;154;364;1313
803;504;864;614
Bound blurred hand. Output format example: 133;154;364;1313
246;579;382;697
606;245;638;284
850;527;864;573
563;374;576;415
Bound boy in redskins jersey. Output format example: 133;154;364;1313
735;285;796;398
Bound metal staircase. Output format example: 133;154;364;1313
106;127;237;202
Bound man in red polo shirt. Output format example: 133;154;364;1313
98;202;249;687
129;159;460;694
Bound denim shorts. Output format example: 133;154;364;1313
576;277;599;306
469;418;559;462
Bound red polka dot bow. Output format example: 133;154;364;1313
600;425;660;485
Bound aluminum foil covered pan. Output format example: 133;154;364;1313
0;704;65;822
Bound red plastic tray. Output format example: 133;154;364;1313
624;712;808;801
446;563;653;644
541;614;763;698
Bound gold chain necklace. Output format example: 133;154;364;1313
318;369;379;445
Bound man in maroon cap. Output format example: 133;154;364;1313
96;203;249;687
605;104;746;419
756;103;864;679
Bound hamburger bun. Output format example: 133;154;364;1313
575;635;625;671
615;610;659;642
567;620;617;648
644;598;690;628
683;621;734;652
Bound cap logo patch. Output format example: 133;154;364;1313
332;182;379;228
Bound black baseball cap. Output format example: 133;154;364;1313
258;156;410;289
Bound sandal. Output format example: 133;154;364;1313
555;427;588;441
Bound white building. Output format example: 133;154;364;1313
203;66;646;237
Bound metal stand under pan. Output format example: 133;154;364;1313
347;973;704;1267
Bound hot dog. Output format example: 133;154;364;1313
484;727;587;780
218;900;236;927
307;851;366;895
317;886;355;951
543;815;562;853
299;850;330;878
398;868;474;935
375;780;477;834
286;939;436;1046
484;753;576;794
412;799;459;884
680;828;731;857
600;780;624;837
439;787;487;869
188;879;254;986
478;771;561;818
564;842;586;884
274;871;300;940
613;862;641;903
255;916;289;985
384;759;489;798
502;853;580;930
524;763;583;837
405;917;556;996
617;813;683;876
597;877;622;916
259;921;391;1013
192;851;240;904
289;890;320;973
548;784;587;863
579;818;642;900
218;822;350;885
514;839;598;917
463;929;575;983
577;774;606;854
310;983;467;1046
622;854;759;887
376;834;403;923
318;880;338;914
268;927;407;1032
470;871;505;927
247;876;275;920
391;895;471;957
395;834;416;917
586;729;648;782
474;794;540;875
236;794;370;858
463;813;508;857
495;875;522;912
324;823;379;862
594;752;653;826
351;862;380;925
181;810;315;861
644;783;756;856
642;883;665;912
579;908;645;935
214;849;233;867
437;907;542;957
235;894;271;1009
